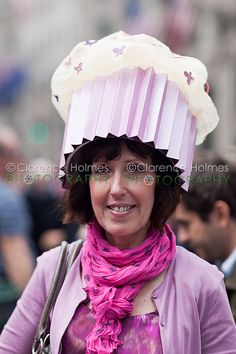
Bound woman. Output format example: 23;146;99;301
0;32;236;354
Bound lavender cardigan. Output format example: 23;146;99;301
0;245;236;354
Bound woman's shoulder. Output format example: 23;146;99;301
37;243;63;264
175;245;220;272
38;240;84;265
174;246;224;289
36;240;84;283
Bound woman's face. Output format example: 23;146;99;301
89;144;156;248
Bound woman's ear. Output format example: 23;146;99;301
210;200;231;228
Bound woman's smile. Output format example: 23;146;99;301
107;204;136;215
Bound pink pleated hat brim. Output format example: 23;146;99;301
60;67;197;191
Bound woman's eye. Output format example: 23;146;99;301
92;164;109;174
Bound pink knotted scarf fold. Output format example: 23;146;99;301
82;220;176;353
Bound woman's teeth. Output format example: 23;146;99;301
110;206;132;212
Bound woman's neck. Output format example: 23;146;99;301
104;223;152;250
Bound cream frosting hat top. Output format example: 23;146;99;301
51;31;219;190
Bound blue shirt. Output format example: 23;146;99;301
0;180;31;273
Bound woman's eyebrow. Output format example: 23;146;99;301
92;160;108;164
124;158;148;163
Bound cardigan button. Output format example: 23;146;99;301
160;319;166;327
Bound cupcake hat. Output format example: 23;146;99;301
51;31;219;190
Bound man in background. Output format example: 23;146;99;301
0;124;34;330
175;157;236;322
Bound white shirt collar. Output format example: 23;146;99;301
221;247;236;277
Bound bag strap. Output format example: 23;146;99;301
32;239;83;353
66;239;84;274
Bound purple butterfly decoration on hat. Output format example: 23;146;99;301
84;39;97;46
64;57;72;68
204;81;210;94
74;62;83;73
113;45;126;57
184;71;194;85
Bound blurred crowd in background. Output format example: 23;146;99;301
1;0;236;330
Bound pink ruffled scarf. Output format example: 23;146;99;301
82;220;176;353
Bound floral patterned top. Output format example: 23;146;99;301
62;303;163;354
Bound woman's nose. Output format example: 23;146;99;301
109;172;127;198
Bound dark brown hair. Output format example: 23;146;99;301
63;137;182;231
